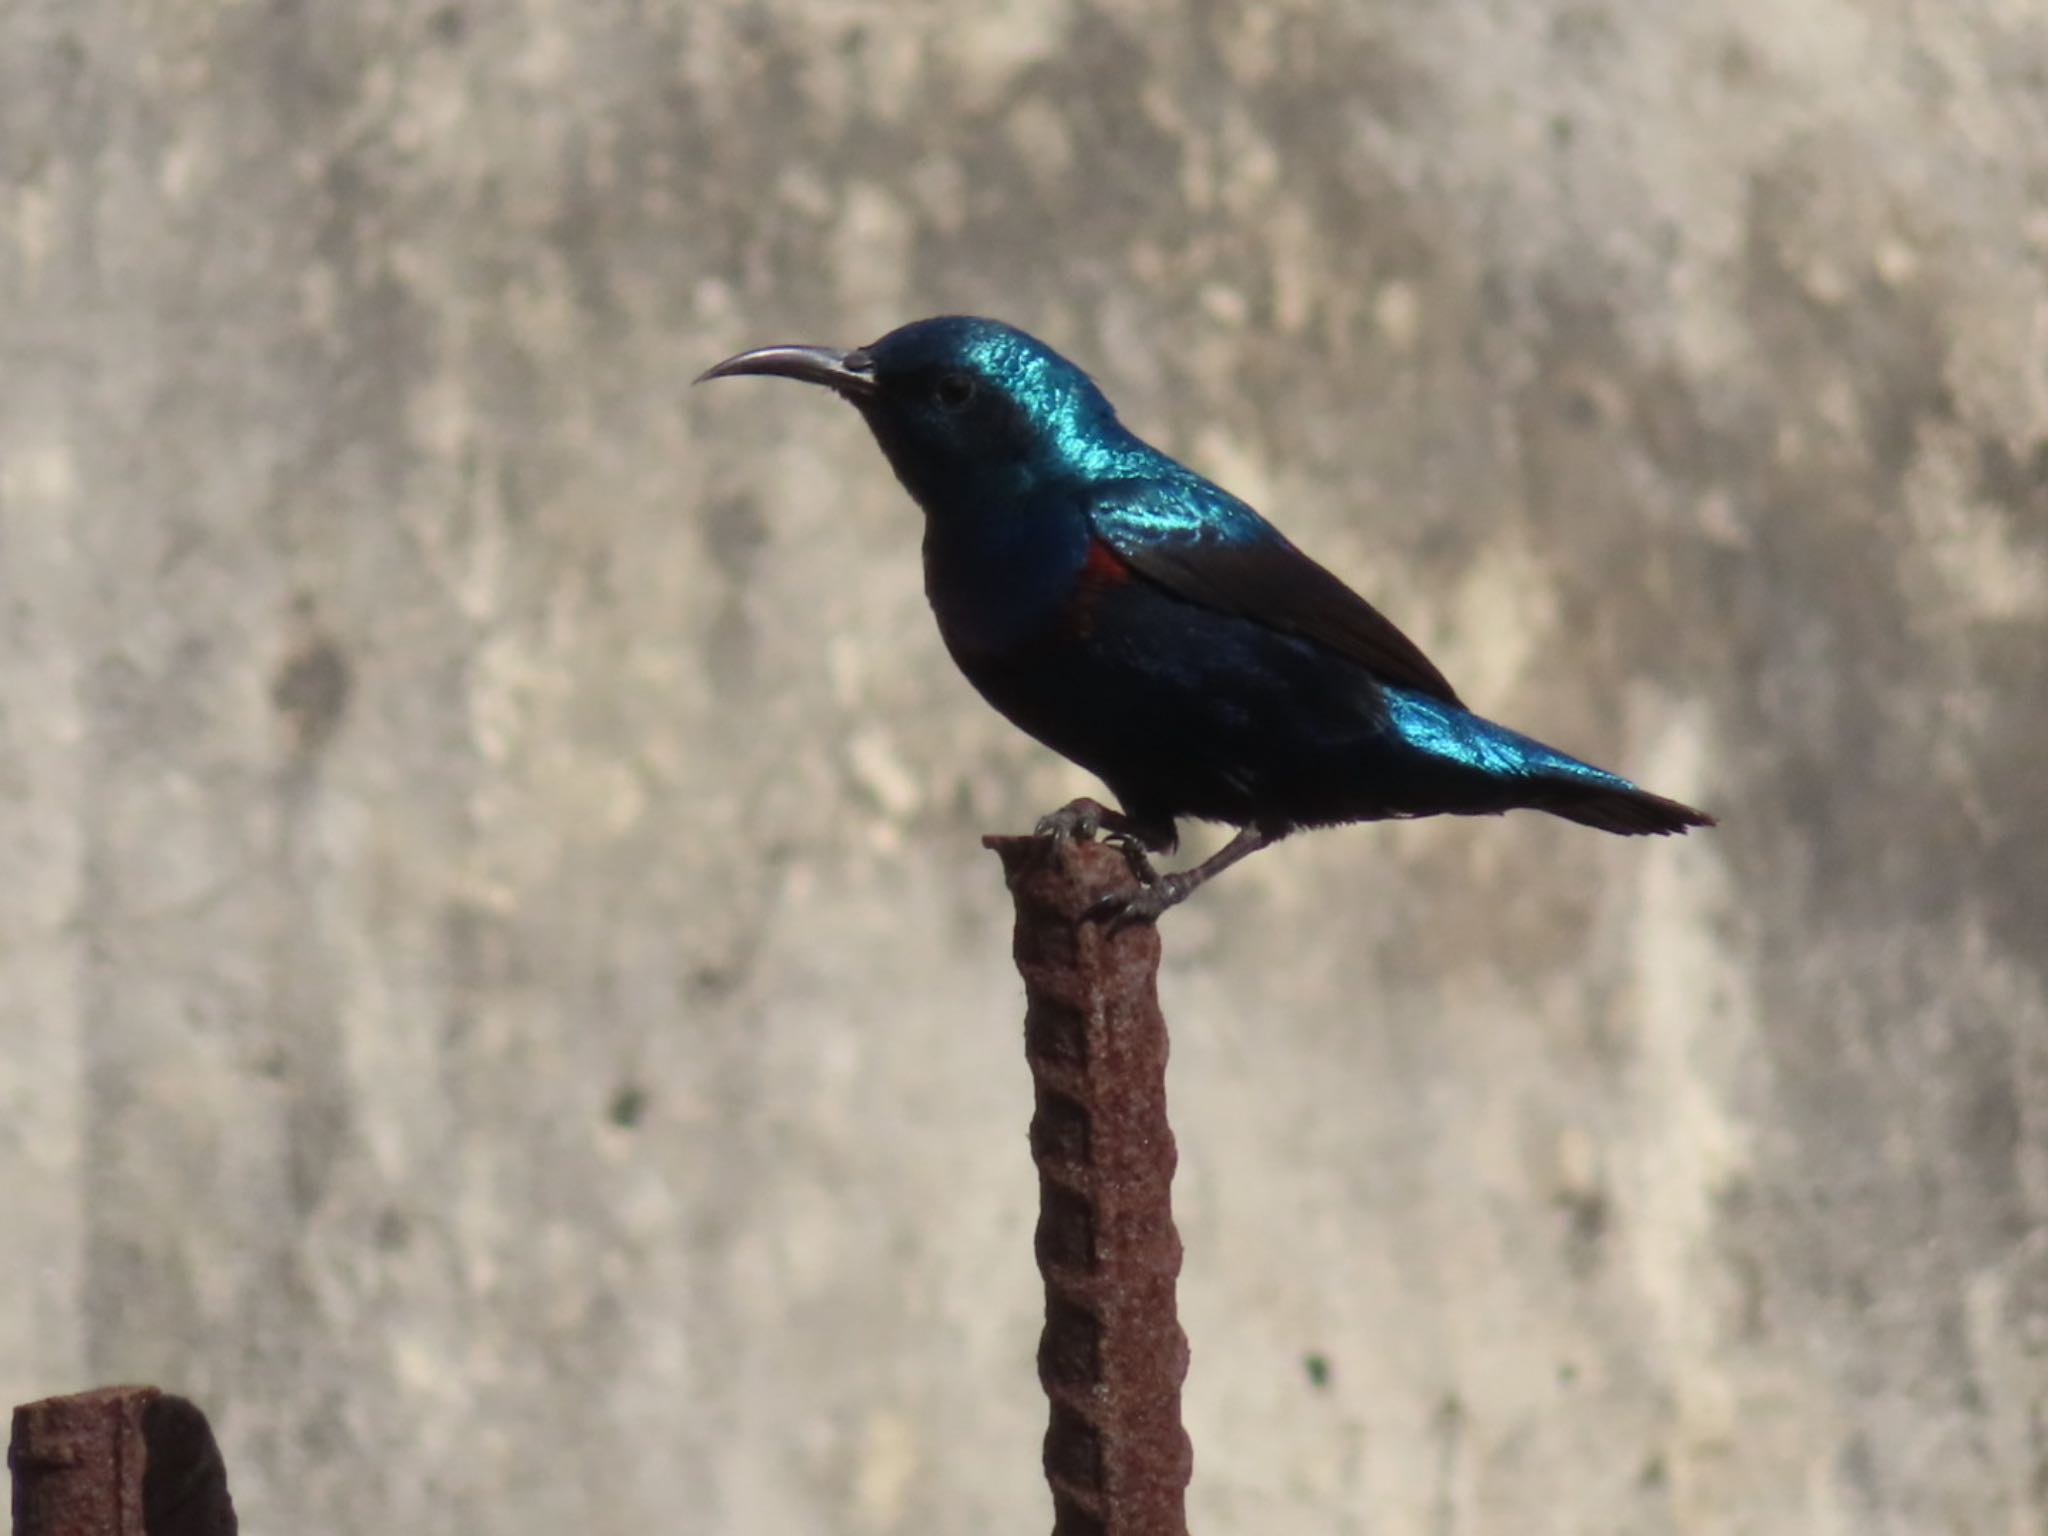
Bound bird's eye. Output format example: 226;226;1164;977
933;371;977;411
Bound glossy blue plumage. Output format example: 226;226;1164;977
700;315;1712;898
1381;690;1639;795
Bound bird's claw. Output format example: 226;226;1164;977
1084;871;1190;927
1034;797;1111;843
1035;798;1165;892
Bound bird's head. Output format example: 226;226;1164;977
697;316;1140;510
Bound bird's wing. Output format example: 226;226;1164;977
1087;479;1464;706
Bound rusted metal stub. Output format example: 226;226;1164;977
10;1385;155;1536
9;1386;238;1536
986;834;1192;1536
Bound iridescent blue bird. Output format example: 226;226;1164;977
698;316;1713;917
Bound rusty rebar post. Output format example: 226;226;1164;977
987;833;1192;1536
9;1385;237;1536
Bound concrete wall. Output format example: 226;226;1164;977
4;2;2043;1531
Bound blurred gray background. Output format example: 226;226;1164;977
4;2;2044;1532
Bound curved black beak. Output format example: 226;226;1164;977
693;343;876;400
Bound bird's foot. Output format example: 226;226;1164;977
1084;823;1279;927
1088;869;1192;925
1033;797;1118;843
1033;798;1165;889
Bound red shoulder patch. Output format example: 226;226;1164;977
1080;536;1133;588
1058;537;1135;641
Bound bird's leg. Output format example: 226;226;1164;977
1034;797;1169;885
1099;823;1279;923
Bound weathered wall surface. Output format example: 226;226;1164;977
3;2;2043;1531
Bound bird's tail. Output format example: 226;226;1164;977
1382;690;1715;837
1526;777;1716;837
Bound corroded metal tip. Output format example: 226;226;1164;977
693;342;876;398
9;1385;239;1536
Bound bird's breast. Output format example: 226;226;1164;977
921;499;1097;660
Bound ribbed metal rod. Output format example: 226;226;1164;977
987;833;1192;1536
